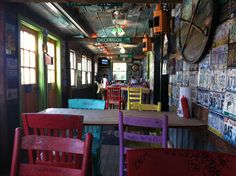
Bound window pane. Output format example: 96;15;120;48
30;68;36;84
113;63;127;80
24;50;30;67
77;63;81;70
47;42;55;57
21;68;24;84
82;71;86;84
24;68;30;84
30;52;36;67
94;62;98;75
29;34;36;51
71;70;75;86
87;72;91;84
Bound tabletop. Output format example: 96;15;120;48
40;108;207;127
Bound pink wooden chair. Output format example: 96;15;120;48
126;148;236;176
21;113;84;169
10;127;93;176
118;111;168;176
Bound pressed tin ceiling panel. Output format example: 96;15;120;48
24;2;161;57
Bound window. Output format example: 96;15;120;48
70;50;76;86
113;63;127;80
47;40;56;83
20;27;37;85
94;61;98;76
87;59;92;84
82;56;87;85
81;55;92;85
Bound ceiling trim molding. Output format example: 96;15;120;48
7;0;183;3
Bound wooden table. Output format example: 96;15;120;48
40;108;207;127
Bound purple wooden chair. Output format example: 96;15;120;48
118;111;168;176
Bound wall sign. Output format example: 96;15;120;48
211;44;228;70
189;71;198;88
228;43;236;67
210;70;227;92
224;117;236;146
223;91;236;121
209;91;225;115
96;37;131;43
227;69;236;92
197;88;209;107
208;111;224;138
179;0;215;63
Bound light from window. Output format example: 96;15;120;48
94;61;98;76
82;56;87;85
47;41;55;83
70;50;76;86
20;29;37;85
113;63;127;81
87;59;92;84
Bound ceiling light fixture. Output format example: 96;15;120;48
120;47;126;54
111;24;125;36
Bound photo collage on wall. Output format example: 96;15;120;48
169;14;236;146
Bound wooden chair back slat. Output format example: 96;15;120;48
21;113;84;169
10;128;93;176
127;87;142;110
124;132;162;144
123;116;165;128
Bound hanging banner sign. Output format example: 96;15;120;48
96;37;131;43
118;53;133;58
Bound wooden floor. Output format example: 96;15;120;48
100;145;119;176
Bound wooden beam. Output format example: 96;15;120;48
6;0;182;3
70;37;150;43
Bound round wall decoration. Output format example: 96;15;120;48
131;63;139;72
179;0;215;63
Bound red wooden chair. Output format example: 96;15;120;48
10;127;93;176
106;86;124;110
126;148;236;176
118;111;168;176
21;113;84;169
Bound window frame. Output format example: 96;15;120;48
20;25;38;85
113;62;127;81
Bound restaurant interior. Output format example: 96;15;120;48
0;0;236;175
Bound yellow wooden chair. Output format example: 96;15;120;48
127;87;142;110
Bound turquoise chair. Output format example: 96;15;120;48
68;98;105;176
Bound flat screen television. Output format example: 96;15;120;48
99;58;110;66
